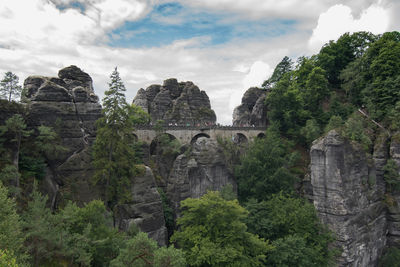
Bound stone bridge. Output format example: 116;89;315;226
133;126;267;145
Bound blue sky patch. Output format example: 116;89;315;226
108;2;297;48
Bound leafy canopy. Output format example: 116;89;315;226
171;191;271;267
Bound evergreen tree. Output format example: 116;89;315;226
262;56;293;89
92;67;142;208
235;128;299;202
0;72;22;102
0;182;24;260
0;114;32;188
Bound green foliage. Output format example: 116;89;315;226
245;194;335;267
0;182;24;260
300;119;321;146
0;165;21;188
0;249;19;267
383;159;400;193
157;188;175;237
92;67;143;208
0;114;33;188
128;104;150;125
23;187;124;266
22;187;62;266
379;247;400;267
265;73;308;137
157;134;181;157
235;129;299;202
216;136;241;171
220;183;236;201
302;66;329;118
318;32;377;86
171;191;271;266
111;232;185;267
342;114;372;151
0;72;22;102
111;232;157;267
153;246;186;267
267;234;328;267
361;32;400;120
35;125;67;161
324;115;344;133
262;56;293;88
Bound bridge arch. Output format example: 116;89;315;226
150;133;179;155
191;133;210;145
132;133;138;142
257;132;266;139
233;133;248;144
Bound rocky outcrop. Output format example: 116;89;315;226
22;66;168;245
387;134;400;247
166;137;236;217
232;87;267;126
133;78;216;126
114;166;168;246
310;130;387;267
24;66;102;206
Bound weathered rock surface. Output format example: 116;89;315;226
114;166;168;246
24;66;102;206
310;130;387;267
387;134;400;247
133;78;216;125
167;137;236;216
232;87;267;126
22;66;168;244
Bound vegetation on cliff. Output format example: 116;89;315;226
1;30;400;266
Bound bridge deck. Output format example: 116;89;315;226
135;125;267;131
133;125;267;144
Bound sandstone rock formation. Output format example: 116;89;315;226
21;66;168;245
310;130;387;266
114;166;168;246
232;87;267;127
387;134;400;247
166;137;236;217
24;65;102;206
133;78;216;126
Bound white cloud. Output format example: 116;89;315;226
86;0;151;30
308;3;390;52
0;0;398;125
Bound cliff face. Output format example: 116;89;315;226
21;66;168;245
310;130;387;266
114;166;168;246
166;137;236;217
24;65;102;206
133;78;216;126
232;87;267;127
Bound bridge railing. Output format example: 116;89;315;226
134;125;267;131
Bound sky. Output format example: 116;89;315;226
0;0;398;125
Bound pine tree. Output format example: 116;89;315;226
0;72;22;102
92;67;142;209
0;182;24;259
0;114;32;188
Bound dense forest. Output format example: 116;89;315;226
1;31;400;266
